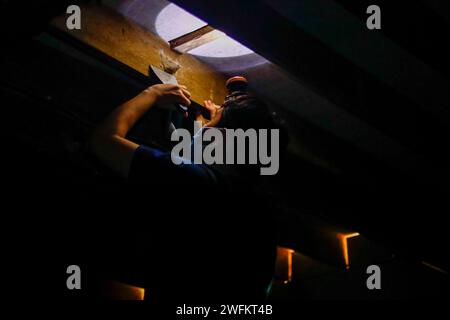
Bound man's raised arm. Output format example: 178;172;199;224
89;84;191;178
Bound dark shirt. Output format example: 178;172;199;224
129;145;222;185
125;144;276;302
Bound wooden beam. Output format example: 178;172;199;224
169;25;223;53
50;4;227;105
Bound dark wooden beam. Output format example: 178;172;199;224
169;25;223;53
49;4;227;105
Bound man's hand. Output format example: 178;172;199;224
147;84;191;107
196;100;224;127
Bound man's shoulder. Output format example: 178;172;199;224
129;144;223;185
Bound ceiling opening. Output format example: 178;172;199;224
155;3;254;58
105;0;267;72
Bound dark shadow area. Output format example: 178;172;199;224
1;1;448;302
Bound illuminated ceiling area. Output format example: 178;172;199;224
154;2;208;41
104;0;267;72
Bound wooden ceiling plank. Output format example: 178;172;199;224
50;4;227;105
169;25;219;53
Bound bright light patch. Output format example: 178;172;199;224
339;232;360;269
155;3;254;58
155;3;207;41
276;247;295;284
189;35;254;58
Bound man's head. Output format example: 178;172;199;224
218;94;279;131
216;94;289;178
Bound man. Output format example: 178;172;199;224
90;83;276;302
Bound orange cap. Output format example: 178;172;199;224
226;76;248;88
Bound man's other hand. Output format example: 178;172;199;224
199;100;223;127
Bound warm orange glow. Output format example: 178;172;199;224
277;247;295;284
132;286;145;301
102;281;145;300
115;283;145;300
285;249;294;284
338;232;360;269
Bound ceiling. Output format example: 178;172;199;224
100;1;450;267
0;0;448;270
102;0;450;184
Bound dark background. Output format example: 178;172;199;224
1;1;449;300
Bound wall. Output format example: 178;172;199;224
51;4;227;105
